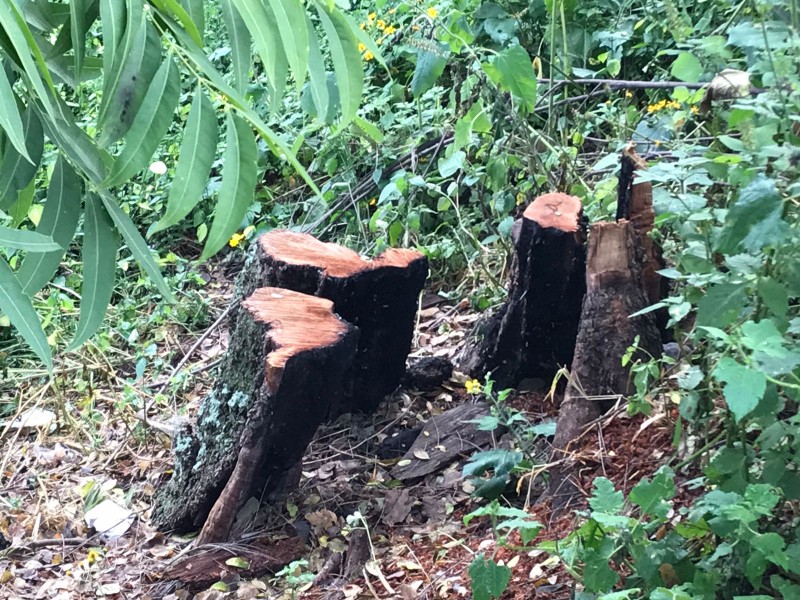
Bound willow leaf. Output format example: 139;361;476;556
100;192;173;300
0;257;52;369
306;19;329;119
220;0;250;94
104;56;180;188
229;0;285;102
9;178;34;227
99;0;125;90
151;88;218;233
149;0;203;46
0;108;43;210
69;193;118;350
69;0;86;76
201;112;257;260
181;0;205;41
0;64;31;162
0;226;60;252
265;0;308;89
314;3;363;125
18;157;83;295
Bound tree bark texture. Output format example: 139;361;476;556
458;193;587;389
151;289;358;535
234;230;428;415
548;220;662;508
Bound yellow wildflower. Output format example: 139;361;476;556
369;197;377;205
426;6;438;18
229;232;245;248
368;11;376;22
691;105;699;114
377;36;384;45
86;548;102;565
376;19;386;30
412;24;420;30
358;42;367;53
388;7;396;12
465;379;482;394
625;90;633;98
364;50;375;61
359;22;366;30
384;24;396;35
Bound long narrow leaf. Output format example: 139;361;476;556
69;193;118;350
0;257;52;369
181;0;205;42
220;0;250;94
306;19;329;120
99;192;174;300
314;3;363;125
103;56;180;187
69;0;86;76
17;157;83;294
0;108;43;210
9;178;34;227
201;112;257;260
99;0;125;90
151;88;218;233
149;0;203;46
265;0;308;89
0;226;61;251
0;63;32;162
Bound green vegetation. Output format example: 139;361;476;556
1;0;799;597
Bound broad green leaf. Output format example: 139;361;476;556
104;57;180;188
629;466;676;518
150;88;218;233
70;193;118;349
716;176;788;254
0;257;52;369
757;278;789;317
220;0;250;94
0;63;31;162
410;42;448;98
0;108;43;210
69;0;86;76
583;547;619;592
306;21;329;119
713;357;766;422
353;116;383;143
17;158;82;294
696;282;747;327
0;226;60;251
149;0;203;47
99;193;174;300
99;0;125;91
315;2;363;125
482;45;537;112
469;555;511;600
265;0;308;89
589;477;624;514
671;51;702;82
201;112;258;260
438;150;466;178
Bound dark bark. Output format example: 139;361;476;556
152;289;358;536
233;230;428;415
548;221;662;509
458;193;587;389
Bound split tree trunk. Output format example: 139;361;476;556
235;230;428;415
548;220;661;508
152;288;358;536
458;193;587;388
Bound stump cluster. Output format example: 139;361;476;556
152;231;427;540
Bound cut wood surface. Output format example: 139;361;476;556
548;220;661;508
458;193;587;389
236;230;428;415
152;288;358;538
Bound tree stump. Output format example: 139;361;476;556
458;193;587;388
548;220;661;508
235;230;428;415
151;288;358;536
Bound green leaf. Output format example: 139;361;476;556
220;0;250;94
696;283;747;328
757;278;789;317
225;556;250;569
181;0;205;42
151;88;218;233
314;2;363;125
104;57;181;188
0;107;43;210
410;42;448;98
99;0;126;101
589;477;624;514
438;150;466;178
469;555;511;600
265;0;308;89
716;176;788;254
0;257;52;369
0;226;60;252
671;51;702;82
0;63;32;162
482;45;537;112
17;158;83;295
353;116;383;143
149;0;203;46
583;548;619;593
201;112;258;260
752;532;788;569
69;0;86;76
69;194;118;349
305;21;330;119
629;466;676;518
713;357;766;422
9;178;34;227
99;193;173;300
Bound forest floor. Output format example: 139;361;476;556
0;264;693;600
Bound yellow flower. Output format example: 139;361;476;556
229;232;245;248
426;6;438;18
377;36;384;45
369;197;377;205
412;24;420;30
625;90;633;98
359;22;366;30
690;105;699;114
364;50;374;61
376;19;386;30
368;11;376;22
86;548;102;565
384;24;396;35
388;7;396;13
465;379;482;394
358;42;367;53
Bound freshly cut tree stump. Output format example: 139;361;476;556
548;221;661;508
234;230;428;415
459;193;587;388
151;288;358;537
